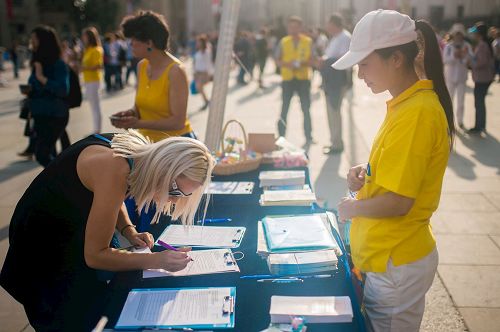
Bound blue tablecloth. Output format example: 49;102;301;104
102;165;365;331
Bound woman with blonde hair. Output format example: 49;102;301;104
81;26;104;133
0;130;215;331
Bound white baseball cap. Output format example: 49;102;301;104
332;9;418;70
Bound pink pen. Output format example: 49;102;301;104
157;239;179;251
157;239;194;261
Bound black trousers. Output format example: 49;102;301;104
473;81;492;130
33;115;69;167
278;79;312;140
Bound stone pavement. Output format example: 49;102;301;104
0;60;498;331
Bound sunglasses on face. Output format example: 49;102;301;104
168;179;192;197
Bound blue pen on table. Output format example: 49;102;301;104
197;218;232;224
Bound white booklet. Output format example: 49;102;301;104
267;250;338;275
268;250;338;267
206;181;254;194
157;225;246;248
259;170;306;187
132;247;240;278
115;287;235;329
260;187;317;206
270;295;353;324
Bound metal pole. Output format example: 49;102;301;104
204;0;241;151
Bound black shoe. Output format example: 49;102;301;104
458;123;465;130
467;127;484;134
323;145;344;155
17;151;33;159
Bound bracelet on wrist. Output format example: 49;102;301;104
120;224;136;236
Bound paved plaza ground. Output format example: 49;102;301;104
0;61;498;331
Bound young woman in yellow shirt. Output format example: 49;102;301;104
110;10;194;142
334;10;454;332
81;26;104;133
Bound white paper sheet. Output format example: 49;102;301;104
115;288;232;328
132;247;240;278
157;225;245;248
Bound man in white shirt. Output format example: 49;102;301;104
319;14;351;154
443;23;473;129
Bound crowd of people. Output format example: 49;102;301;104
1;11;498;165
0;7;499;332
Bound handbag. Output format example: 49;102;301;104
19;98;31;120
23;117;32;137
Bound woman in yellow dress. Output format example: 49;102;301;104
111;10;195;141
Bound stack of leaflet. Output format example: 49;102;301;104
270;295;353;324
267;250;338;275
259;170;306;188
260;185;317;206
257;213;341;276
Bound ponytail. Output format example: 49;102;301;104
415;20;455;148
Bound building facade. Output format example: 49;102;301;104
1;0;499;49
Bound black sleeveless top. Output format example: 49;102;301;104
0;133;126;331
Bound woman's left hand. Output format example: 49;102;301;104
338;197;357;222
128;232;155;249
33;61;48;85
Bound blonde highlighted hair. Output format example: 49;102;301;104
111;130;215;225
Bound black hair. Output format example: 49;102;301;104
329;13;344;28
31;25;62;66
121;10;170;51
473;22;494;56
375;19;455;148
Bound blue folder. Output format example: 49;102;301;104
262;214;338;252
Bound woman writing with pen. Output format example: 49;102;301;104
1;130;215;331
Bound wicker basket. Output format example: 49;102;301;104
213;120;262;175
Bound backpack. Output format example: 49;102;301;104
65;68;82;109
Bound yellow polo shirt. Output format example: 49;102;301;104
351;80;450;272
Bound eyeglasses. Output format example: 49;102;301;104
168;179;192;197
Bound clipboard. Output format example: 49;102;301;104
261;213;340;253
157;225;246;249
115;287;236;330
